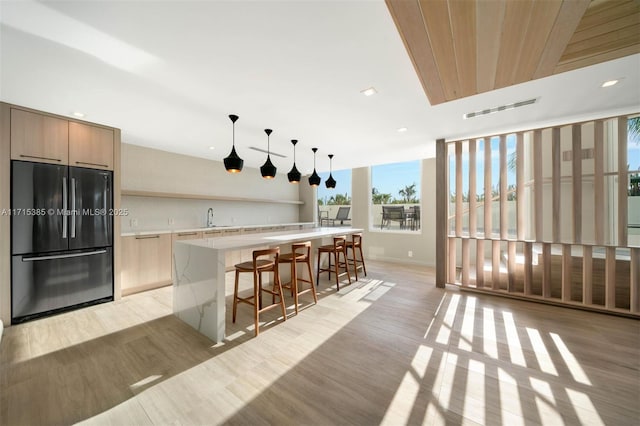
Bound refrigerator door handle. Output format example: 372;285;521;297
71;177;77;238
62;177;68;239
22;249;107;262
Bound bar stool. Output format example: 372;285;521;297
232;247;287;336
346;233;367;280
317;235;352;291
278;241;317;315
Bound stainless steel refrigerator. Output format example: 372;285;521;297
11;160;114;323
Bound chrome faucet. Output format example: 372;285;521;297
206;208;214;228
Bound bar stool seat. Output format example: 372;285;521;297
317;235;352;291
232;247;286;336
346;233;367;280
278;241;317;315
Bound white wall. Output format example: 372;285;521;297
120;144;300;231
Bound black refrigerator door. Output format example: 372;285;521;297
11;247;113;323
69;167;113;250
11;161;68;255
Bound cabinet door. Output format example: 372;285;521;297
69;122;114;170
121;234;172;295
203;229;224;238
10;108;69;165
171;231;203;277
223;229;242;270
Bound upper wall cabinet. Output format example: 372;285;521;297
10;108;114;170
10;108;69;165
69;122;114;170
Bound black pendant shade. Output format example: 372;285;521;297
260;128;277;179
308;147;321;187
325;154;336;189
287;139;301;183
224;114;243;173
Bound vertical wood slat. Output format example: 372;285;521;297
583;245;593;305
476;239;484;288
618;117;628;246
455;142;463;236
542;243;551;298
572;124;582;243
534;130;543;241
449;237;457;284
594;121;604;245
469;140;477;237
492;240;500;290
507;241;516;292
516;132;524;240
605;246;616;309
562;244;572;302
484;138;492;237
462;238;470;285
631;248;639;313
552;127;561;243
524;242;532;295
436;139;447;288
500;134;507;240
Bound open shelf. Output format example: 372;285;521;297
121;189;303;205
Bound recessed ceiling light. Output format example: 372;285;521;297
361;87;377;96
209;146;215;150
601;79;619;88
397;127;408;132
72;112;85;118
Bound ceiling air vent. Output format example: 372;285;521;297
463;98;538;120
249;146;287;158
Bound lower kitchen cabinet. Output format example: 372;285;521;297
121;233;172;295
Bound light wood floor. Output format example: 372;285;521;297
1;260;638;425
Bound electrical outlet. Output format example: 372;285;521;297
130;218;138;228
168;218;175;225
408;250;413;258
231;217;236;223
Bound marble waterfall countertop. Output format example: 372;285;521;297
121;222;315;237
172;226;363;342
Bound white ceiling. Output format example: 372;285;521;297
1;0;639;175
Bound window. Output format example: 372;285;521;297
371;160;421;232
317;169;352;226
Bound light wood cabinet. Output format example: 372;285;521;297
171;231;203;277
69;122;114;170
223;228;242;270
121;234;172;295
202;229;224;238
10;108;69;165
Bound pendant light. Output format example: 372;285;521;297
223;114;243;173
287;139;301;183
260;128;277;179
325;154;336;189
308;147;321;187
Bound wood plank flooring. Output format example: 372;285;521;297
0;260;638;425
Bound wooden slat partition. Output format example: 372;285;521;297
631;248;639;313
500;135;507;239
455;142;463;236
461;238;470;285
562;245;572;302
617;117;628;246
492;240;500;290
605;247;616;309
582;245;593;305
507;241;516;292
552;127;561;242
594;121;604;245
523;242;532;295
449;237;457;284
484;138;492;237
572;124;582;243
516;133;524;240
469;140;477;237
436;139;447;288
476;239;484;288
542;243;551;298
533;130;543;240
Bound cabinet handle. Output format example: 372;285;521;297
20;154;62;162
135;235;160;239
177;232;197;236
75;161;109;168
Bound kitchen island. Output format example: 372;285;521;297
173;227;363;342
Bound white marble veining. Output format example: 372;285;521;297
172;227;363;342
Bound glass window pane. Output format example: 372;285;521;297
371;160;421;232
318;169;351;225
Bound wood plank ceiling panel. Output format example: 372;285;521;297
386;0;639;106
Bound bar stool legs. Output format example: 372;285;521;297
278;241;317;315
346;233;367;280
232;247;286;336
317;235;352;291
